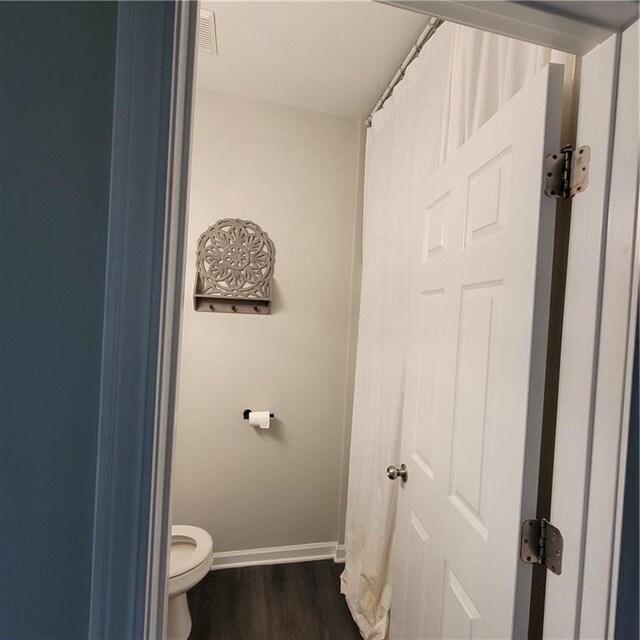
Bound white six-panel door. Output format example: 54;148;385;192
390;64;564;640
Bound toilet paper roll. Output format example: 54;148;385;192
248;410;271;430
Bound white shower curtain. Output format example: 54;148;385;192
341;22;573;640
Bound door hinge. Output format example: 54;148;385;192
544;145;590;199
520;518;563;575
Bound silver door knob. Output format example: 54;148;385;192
387;464;408;483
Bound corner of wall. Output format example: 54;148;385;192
336;117;367;546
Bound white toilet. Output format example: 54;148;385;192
168;525;214;640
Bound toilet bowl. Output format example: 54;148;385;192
168;525;214;640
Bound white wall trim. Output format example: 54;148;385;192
212;542;346;570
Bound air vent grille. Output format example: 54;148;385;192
198;9;218;54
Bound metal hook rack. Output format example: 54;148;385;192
193;218;276;315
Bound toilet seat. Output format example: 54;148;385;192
170;525;214;578
167;524;214;640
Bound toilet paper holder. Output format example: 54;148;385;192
243;409;275;420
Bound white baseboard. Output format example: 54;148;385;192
212;541;346;570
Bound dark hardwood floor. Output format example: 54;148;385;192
187;560;362;640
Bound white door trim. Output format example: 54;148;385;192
541;32;620;640
579;21;639;639
544;23;639;639
145;2;198;639
383;1;620;54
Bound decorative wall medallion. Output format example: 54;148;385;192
193;218;275;314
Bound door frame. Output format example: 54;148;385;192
544;22;639;639
88;2;198;639
92;2;637;638
144;3;199;637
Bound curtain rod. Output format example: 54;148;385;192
366;17;444;128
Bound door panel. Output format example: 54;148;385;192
391;64;563;639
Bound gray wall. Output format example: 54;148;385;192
171;90;363;554
0;3;117;638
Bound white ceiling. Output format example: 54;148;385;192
196;1;429;118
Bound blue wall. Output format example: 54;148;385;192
616;307;639;640
0;3;117;638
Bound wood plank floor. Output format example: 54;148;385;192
187;560;362;640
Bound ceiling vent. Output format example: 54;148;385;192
198;9;218;54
